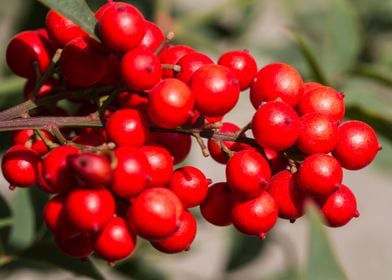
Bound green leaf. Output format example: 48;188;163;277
29;188;49;234
36;0;97;37
20;242;104;279
0;195;12;249
263;267;303;280
114;257;167;280
225;230;267;272
304;204;346;280
6;189;35;252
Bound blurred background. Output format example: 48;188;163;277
0;0;391;279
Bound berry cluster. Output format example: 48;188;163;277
2;1;380;264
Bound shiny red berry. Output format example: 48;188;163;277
54;233;94;259
158;45;195;78
150;132;192;165
175;52;214;83
139;20;164;52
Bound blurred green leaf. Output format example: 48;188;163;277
263;267;303;280
353;64;392;88
29;188;49;235
36;0;97;37
114;257;167;280
6;189;35;252
305;204;346;280
225;230;267;272
0;195;12;250
20;242;104;279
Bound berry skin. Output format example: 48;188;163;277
150;132;192;165
111;147;151;198
65;188;115;232
1;145;41;188
168;166;209;208
318;184;359;227
158;45;195;78
121;47;162;91
217;49;257;90
250;62;303;108
200;182;234;226
296;153;343;197
148;79;195;129
296;112;338;154
6;30;54;79
98;3;146;52
332;120;380;170
94;217;137;263
127;188;183;240
297;86;345;121
105;109;149;148
140;145;174;188
54;233;94;259
252;101;300;151
175;52;214;84
267;171;305;221
151;210;197;254
225;150;271;199
139;20;164;52
45;10;88;47
231;191;278;238
190;64;240;117
24;78;58;100
60;36;109;87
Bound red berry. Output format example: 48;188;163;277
252;101;300;151
94;217;137;262
6;30;54;79
175;52;214;83
200;182;234;226
111;147;151;198
45;10;88;47
24;78;58;100
1;145;40;188
190;64;240;117
105;108;149;147
296;153;343;197
148;79;195;129
117;91;149;112
264;148;289;175
226;150;271;198
60;36;109;87
98;3;145;52
218;50;257;90
267;170;305;221
250;62;303;108
150;132;192;165
333;120;380;170
168;166;209;208
297;86;345;121
231;191;278;238
296;112;338;154
158;45;195;78
318;184;359;227
302;81;323;93
121;47;162;90
139;20;164;52
65;188;115;232
127;188;183;240
54;233;94;259
140;145;174;188
151;210;197;253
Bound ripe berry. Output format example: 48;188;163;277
150;132;192;165
6;30;54;79
65;188;115;232
121;47;162;90
296;153;343;197
11;129;55;155
140;145;173;188
54;233;94;259
139;20;164;52
264;148;289;175
98;3;146;52
158;45;195;78
218;49;257;90
200;182;234;226
67;152;112;187
24;78;58;100
111;147;151;198
332;120;380;170
252;101;300;151
231;191;278;238
190;64;240;117
151;210;197;253
117;91;149;112
297;86;345;121
267;170;305;221
105;108;149;147
60;36;109;87
318;184;359;227
127;188;183;240
226;150;271;198
148;79;195;129
1;145;40;188
94;217;137;263
250;62;303;108
296;112;338;154
168;166;209;208
302;81;323;93
45;10;88;47
39;145;80;194
175;52;214;83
